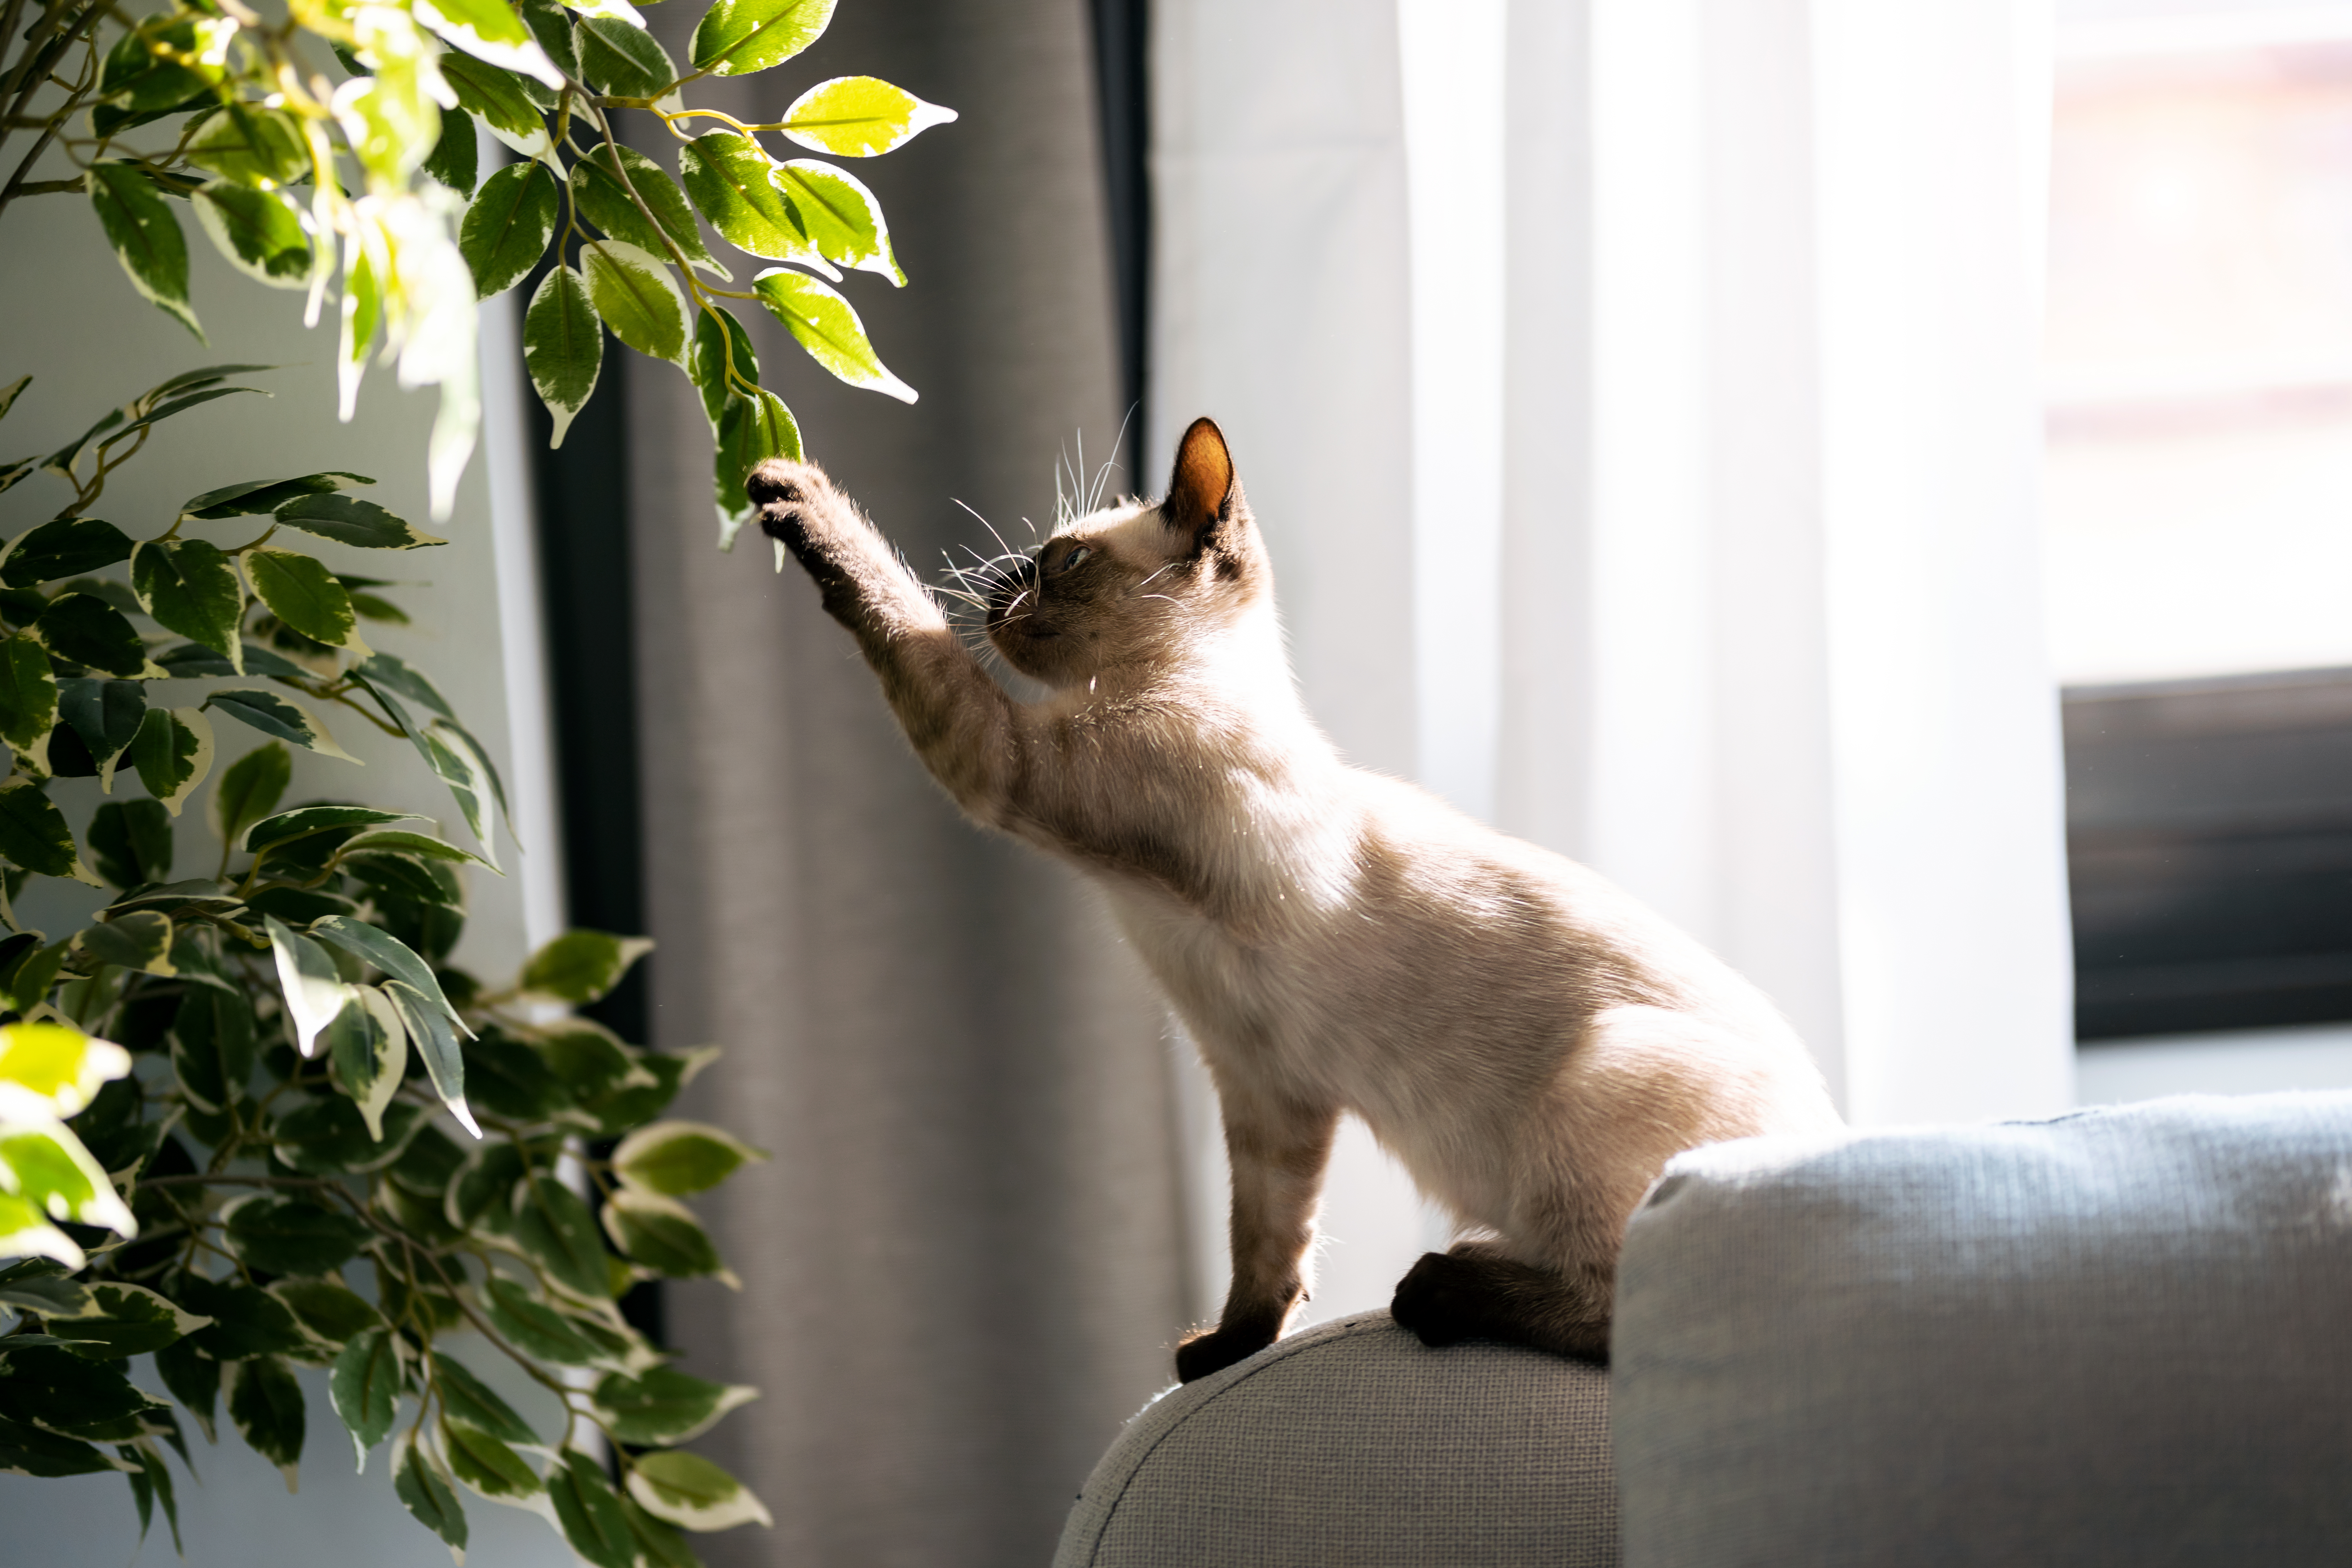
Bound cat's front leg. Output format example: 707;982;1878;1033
754;461;1026;819
1174;1096;1339;1382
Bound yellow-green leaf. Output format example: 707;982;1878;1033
778;75;957;158
751;267;916;402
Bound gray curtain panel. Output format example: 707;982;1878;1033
622;2;1192;1563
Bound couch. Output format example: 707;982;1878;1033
1054;1091;2352;1567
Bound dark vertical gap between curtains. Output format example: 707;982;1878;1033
1089;0;1151;447
520;286;662;1348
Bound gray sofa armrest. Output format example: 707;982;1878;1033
1614;1090;2352;1568
1054;1309;1616;1567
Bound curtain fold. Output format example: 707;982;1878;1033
622;3;1189;1564
1496;0;2074;1125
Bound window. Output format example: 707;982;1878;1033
2048;9;2352;1051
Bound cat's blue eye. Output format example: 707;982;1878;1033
1054;545;1091;574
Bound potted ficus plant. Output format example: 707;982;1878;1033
0;0;947;1558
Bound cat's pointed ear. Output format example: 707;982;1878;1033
1162;416;1241;550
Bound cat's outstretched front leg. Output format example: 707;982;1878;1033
753;461;1023;818
1174;1095;1339;1382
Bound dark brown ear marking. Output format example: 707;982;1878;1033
1163;416;1237;549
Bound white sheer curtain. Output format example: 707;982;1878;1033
1153;0;2073;1326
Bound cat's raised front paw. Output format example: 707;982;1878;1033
1173;1322;1276;1383
1389;1250;1491;1348
748;458;833;554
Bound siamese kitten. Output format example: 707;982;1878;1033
753;418;1841;1381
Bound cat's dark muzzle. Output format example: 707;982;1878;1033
985;552;1042;634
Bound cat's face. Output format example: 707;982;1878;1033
984;418;1266;688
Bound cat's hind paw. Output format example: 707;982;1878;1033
1389;1249;1492;1348
1173;1322;1277;1383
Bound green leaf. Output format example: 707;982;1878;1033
395;1433;470;1557
127;706;213;817
440;51;550;156
520;0;579;77
0;1413;120;1477
479;1275;600;1364
87;797;171;888
578;15;676;99
442;1416;540;1499
752;268;916;401
33;594;150;679
459;161;561;301
0;1345;158;1441
430;1350;536;1444
273;1091;424;1173
153;1338;218;1443
550;1448;637;1568
613;1120;765;1196
310;916;467;1032
620;1498;699;1568
264;914;354;1059
582;240;690;365
690;304;760;427
223;1195;373;1278
245;550;361;650
329;1326;401;1471
272;491;448;550
0;1123;133;1236
677;131;823;265
591;1367;757;1446
2;943;70;1016
169;985;255;1113
0;1189;83;1270
131;538;242;671
272;1278;384;1347
204;689;360;762
714;389;801;549
125;1438;183;1553
414;0;560;86
524;266;602;447
690;0;833;76
74;910;174;975
340;829;495;869
601;1187;728;1281
627;1448;773;1531
59;680;148;792
423;107;480;194
211;740;290;848
780;75;958;158
775;159;904;284
573;142;728;280
186;103;310;188
0;1019;129;1112
246;805;425;853
384;982;478;1137
183;472;373;519
87;163;201;341
520;930;653;1005
513;1173;612;1299
35;1281;210;1361
0;780;98;884
0;635;57;756
324;990;409;1141
353;650;458;721
178;1272;312;1359
225;1354;305;1485
0;378;23;425
1;517;134;587
463;1027;568;1120
192;182;313;290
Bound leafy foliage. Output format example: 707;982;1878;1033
1;0;953;539
0;372;773;1561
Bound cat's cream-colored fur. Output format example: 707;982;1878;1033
753;417;1840;1381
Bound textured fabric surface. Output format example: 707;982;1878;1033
1615;1091;2352;1568
1056;1310;1619;1567
626;2;1191;1564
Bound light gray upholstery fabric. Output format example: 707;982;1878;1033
1614;1091;2352;1568
1054;1309;1618;1567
